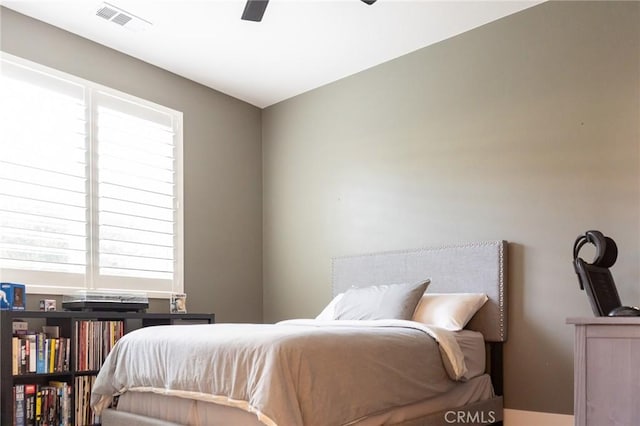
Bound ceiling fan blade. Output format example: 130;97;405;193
241;0;269;22
361;0;377;4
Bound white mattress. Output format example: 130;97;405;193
107;330;489;426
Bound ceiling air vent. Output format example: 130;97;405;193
96;2;152;32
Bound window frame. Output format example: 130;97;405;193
0;52;184;298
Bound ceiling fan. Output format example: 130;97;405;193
241;0;377;22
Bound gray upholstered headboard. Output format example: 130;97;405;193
331;241;507;342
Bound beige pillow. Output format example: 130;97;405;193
412;293;488;331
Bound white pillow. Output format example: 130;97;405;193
333;280;430;321
315;293;344;320
412;293;488;331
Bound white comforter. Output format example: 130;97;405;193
91;319;468;426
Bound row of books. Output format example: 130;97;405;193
13;381;71;426
75;375;99;426
75;320;124;371
11;335;71;375
11;320;125;375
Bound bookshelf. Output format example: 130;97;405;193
0;310;215;426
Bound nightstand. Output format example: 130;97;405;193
567;317;640;426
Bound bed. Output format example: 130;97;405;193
91;240;507;426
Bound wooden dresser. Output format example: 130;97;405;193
567;317;640;426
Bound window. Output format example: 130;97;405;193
0;53;183;297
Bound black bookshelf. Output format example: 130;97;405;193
0;310;215;426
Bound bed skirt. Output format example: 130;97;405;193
100;374;501;426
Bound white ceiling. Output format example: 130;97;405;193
2;0;542;108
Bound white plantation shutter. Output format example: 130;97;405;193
95;93;178;292
0;54;183;296
0;60;88;289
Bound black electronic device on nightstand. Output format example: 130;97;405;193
573;230;640;317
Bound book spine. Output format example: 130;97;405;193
14;384;25;426
56;338;64;373
46;387;54;426
12;337;19;375
74;377;80;426
40;387;48;426
20;339;27;375
78;321;86;371
23;337;30;373
28;337;36;373
34;387;42;425
49;338;56;373
59;383;67;426
24;384;36;426
44;338;50;374
64;337;70;372
36;333;46;374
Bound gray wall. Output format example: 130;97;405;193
262;1;640;415
0;7;263;323
3;0;640;416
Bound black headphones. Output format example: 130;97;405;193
573;230;618;290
